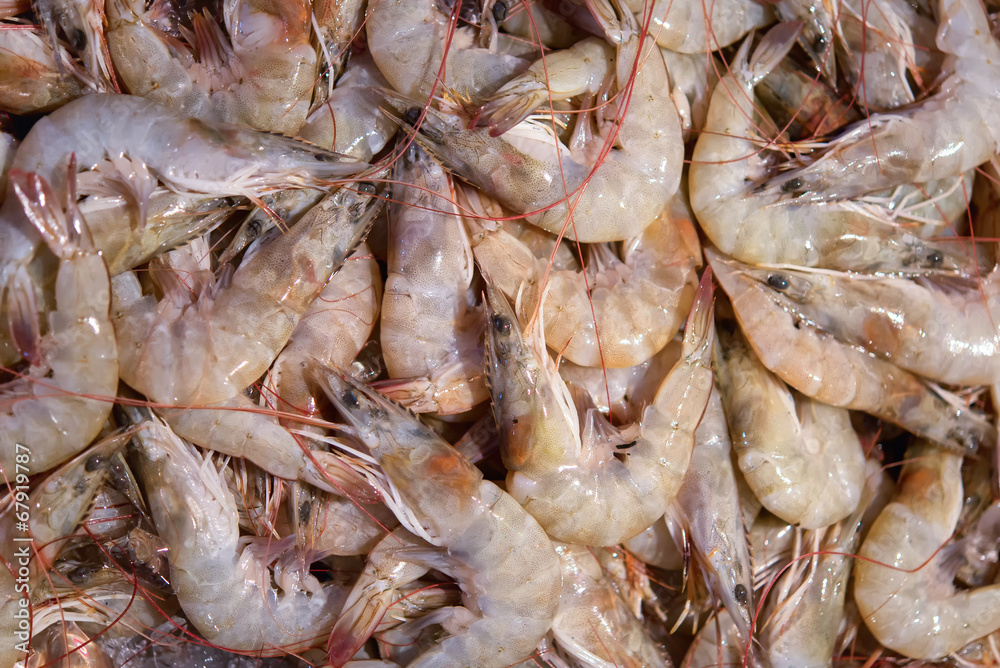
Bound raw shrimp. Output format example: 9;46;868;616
854;441;1000;659
474;190;700;367
675;385;755;642
690;24;963;272
376;146;489;413
764;460;879;668
767;0;1000;199
285;488;397;558
0;27;85;115
714;324;866;529
0;168;118;476
297;52;399;161
550;541;671;668
365;0;530;103
271;243;382;420
0;93;364;360
401;16;683;243
732;264;1000;386
106;0;317;135
708;247;995;454
483;272;715;546
327;528;432;666
599;0;772;53
112;179;385;406
0;434;125;667
318;369;562;668
132;417;351;654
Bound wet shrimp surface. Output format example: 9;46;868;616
3;0;1000;666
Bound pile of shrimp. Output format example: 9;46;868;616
4;0;1000;665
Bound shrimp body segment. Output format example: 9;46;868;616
1;169;118;476
112;181;384;406
714;325;866;529
484;273;715;546
855;442;1000;659
320;370;562;668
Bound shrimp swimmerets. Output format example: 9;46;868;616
483;272;715;546
472;190;700;368
854;441;1000;659
0;433;126;666
0;167;118;476
319;367;562;668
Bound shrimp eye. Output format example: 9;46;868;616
404;107;423;126
781;177;805;193
812;34;827;51
927;250;943;266
734;584;748;605
342;390;360;409
357;182;377;196
492;314;511;335
85;454;105;472
767;274;790;291
492;0;508;22
71;28;87;51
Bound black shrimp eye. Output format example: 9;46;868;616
85;454;105;472
927;250;944;266
71;28;88;51
404;107;423;126
767;274;790;291
357;182;377;196
342;389;360;409
492;314;511;335
734;584;748;605
812;34;827;51
781;177;805;193
492;0;508;22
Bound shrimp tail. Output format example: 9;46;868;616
685;266;716;355
747;22;802;86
